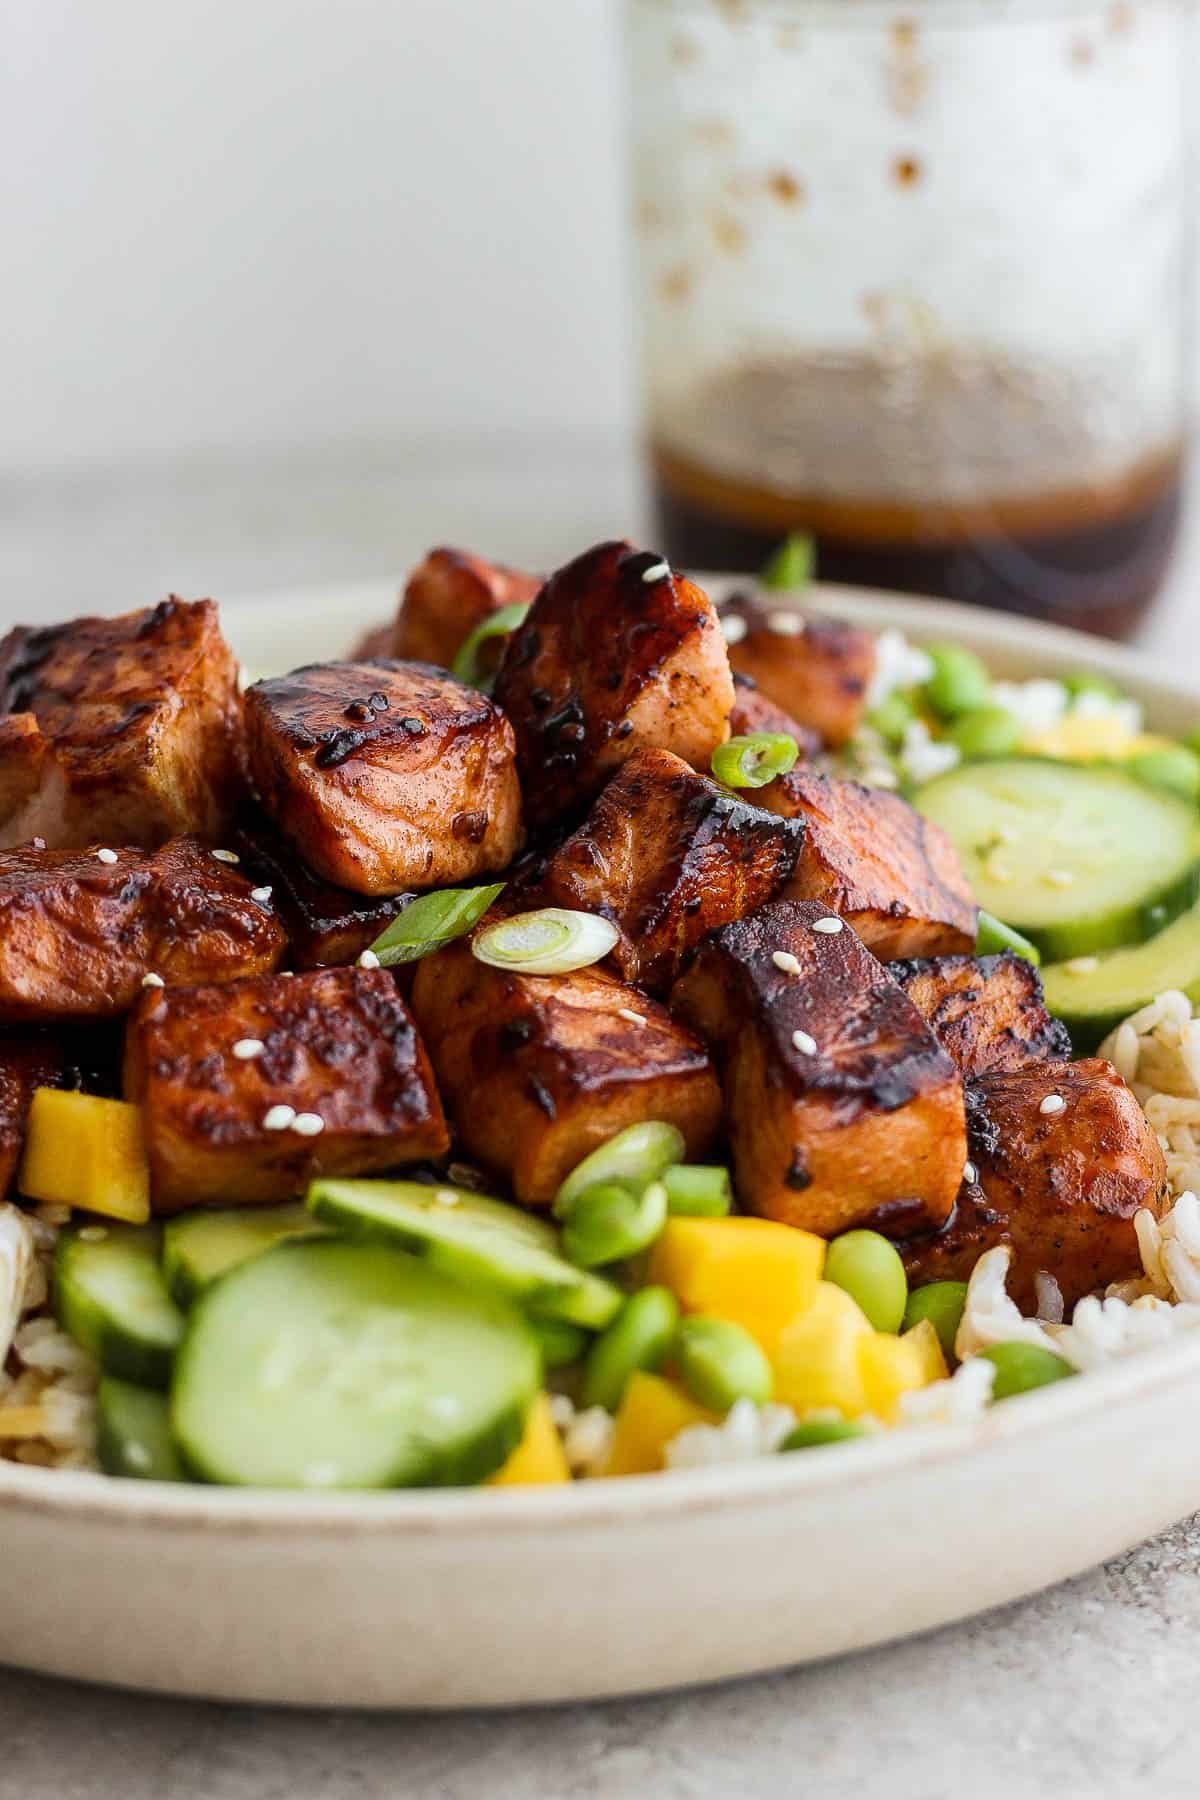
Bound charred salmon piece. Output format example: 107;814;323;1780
410;939;722;1209
891;950;1071;1079
719;595;875;747
0;597;244;851
243;659;523;895
900;1058;1168;1312
230;814;414;970
671;898;966;1238
124;967;449;1212
394;548;542;671
495;541;735;831
0;838;286;1026
349;622;398;663
0;1026;121;1198
757;768;977;961
727;673;820;758
528;747;804;997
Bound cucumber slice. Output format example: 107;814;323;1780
1043;897;1200;1050
915;759;1200;960
54;1224;185;1388
307;1179;623;1330
163;1204;323;1307
97;1377;187;1481
172;1238;539;1489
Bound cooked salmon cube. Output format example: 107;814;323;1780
0;838;285;1025
900;1059;1168;1312
529;748;804;995
757;769;976;960
0;598;244;851
494;541;735;830
394;548;542;670
231;814;413;969
720;596;875;746
727;673;819;758
891;951;1071;1078
410;940;722;1208
243;659;523;895
672;898;966;1238
124;967;449;1211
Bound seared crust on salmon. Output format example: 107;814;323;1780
891;951;1071;1078
671;898;966;1238
757;768;977;960
529;748;804;995
495;541;734;830
231;814;413;969
720;596;875;747
243;659;523;895
0;839;285;1025
395;548;541;671
410;938;722;1208
125;967;449;1211
0;598;243;851
727;673;820;758
900;1058;1168;1311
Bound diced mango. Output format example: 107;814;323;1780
771;1281;873;1416
18;1089;150;1224
647;1217;824;1353
858;1321;947;1423
1022;714;1148;762
903;1317;950;1386
602;1371;715;1477
488;1393;571;1487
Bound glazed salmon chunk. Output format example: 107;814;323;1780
0;598;244;851
231;813;413;969
0;838;285;1024
244;660;523;895
125;967;449;1211
393;548;541;670
757;768;977;960
891;950;1071;1078
529;747;804;996
494;541;735;829
672;899;967;1238
900;1059;1168;1312
411;939;722;1208
719;595;876;746
727;672;820;757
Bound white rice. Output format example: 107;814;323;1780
0;1203;99;1471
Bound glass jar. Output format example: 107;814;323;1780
626;0;1193;637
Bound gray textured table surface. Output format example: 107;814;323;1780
4;444;1200;1799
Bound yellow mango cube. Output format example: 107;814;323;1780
602;1372;715;1477
771;1281;873;1416
1022;713;1140;762
19;1089;150;1224
903;1318;950;1386
858;1321;947;1423
488;1393;571;1487
647;1217;824;1352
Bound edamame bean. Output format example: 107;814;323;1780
978;1341;1075;1400
661;1164;733;1217
901;1280;969;1362
781;1417;867;1451
947;705;1022;760
581;1286;679;1411
924;643;991;719
1129;745;1200;803
867;690;916;745
529;1315;589;1369
561;1179;668;1269
675;1316;774;1411
823;1230;908;1334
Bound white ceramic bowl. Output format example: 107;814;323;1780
3;580;1198;1710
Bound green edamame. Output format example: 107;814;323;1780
674;1316;774;1412
823;1230;908;1334
581;1286;679;1411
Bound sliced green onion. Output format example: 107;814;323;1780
661;1164;733;1218
366;882;505;967
975;908;1040;967
561;1179;669;1270
450;602;531;691
554;1121;686;1219
761;532;815;591
711;732;800;790
473;907;619;975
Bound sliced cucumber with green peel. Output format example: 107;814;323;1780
307;1179;623;1330
97;1377;186;1481
172;1238;540;1489
1043;899;1200;1050
915;759;1200;960
55;1224;185;1388
163;1204;323;1308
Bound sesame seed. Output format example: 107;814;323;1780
211;848;240;865
1039;1094;1066;1116
141;972;165;989
291;1112;325;1137
277;970;294;978
250;885;273;903
95;847;118;864
357;949;381;969
812;916;844;934
720;614;748;646
963;1160;978;1185
792;1029;817;1056
262;1104;296;1131
618;1007;647;1026
434;1188;462;1207
767;611;805;637
772;950;802;974
641;560;670;584
1044;869;1075;888
232;1038;265;1060
1064;956;1099;976
78;1225;109;1242
31;837;46;851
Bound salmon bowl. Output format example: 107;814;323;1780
2;565;1200;1707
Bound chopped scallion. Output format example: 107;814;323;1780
554;1121;686;1219
472;908;618;975
711;732;800;790
975;908;1040;967
366;882;505;967
450;602;531;691
660;1164;733;1217
761;532;815;591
